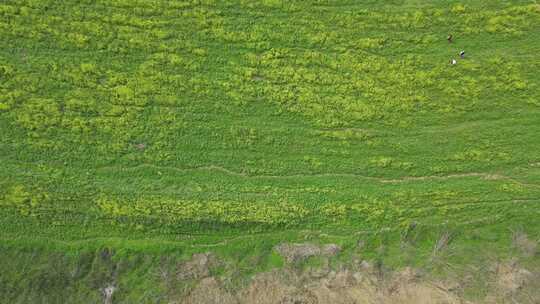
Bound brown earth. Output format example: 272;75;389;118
179;266;468;304
164;243;538;304
274;243;341;263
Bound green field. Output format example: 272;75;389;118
1;0;540;302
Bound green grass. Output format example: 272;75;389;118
1;0;540;301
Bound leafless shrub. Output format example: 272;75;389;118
432;231;453;258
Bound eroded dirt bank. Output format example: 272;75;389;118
166;243;538;304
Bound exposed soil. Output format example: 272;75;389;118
274;243;341;263
182;277;237;304
179;267;466;304
177;252;216;281
495;260;533;296
167;252;539;304
512;231;538;257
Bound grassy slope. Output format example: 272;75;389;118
1;0;539;302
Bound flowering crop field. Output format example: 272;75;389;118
0;0;540;301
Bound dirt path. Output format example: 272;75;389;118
97;163;540;188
